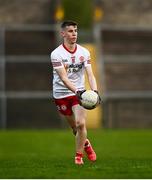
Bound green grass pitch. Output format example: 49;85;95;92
0;129;152;178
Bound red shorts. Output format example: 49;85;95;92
54;95;80;116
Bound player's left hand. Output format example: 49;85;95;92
94;90;101;104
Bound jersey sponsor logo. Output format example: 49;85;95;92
68;63;84;73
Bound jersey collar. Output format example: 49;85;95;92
62;43;77;54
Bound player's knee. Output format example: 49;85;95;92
76;120;85;130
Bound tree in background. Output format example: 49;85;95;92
62;0;93;29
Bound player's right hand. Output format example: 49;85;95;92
75;90;86;100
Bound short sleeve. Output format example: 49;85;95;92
50;51;64;69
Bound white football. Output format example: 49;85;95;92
81;90;99;110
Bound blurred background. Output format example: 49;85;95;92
0;0;152;129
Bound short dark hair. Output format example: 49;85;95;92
61;20;78;29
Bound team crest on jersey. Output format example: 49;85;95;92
61;105;67;111
79;56;84;62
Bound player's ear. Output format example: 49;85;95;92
60;30;65;38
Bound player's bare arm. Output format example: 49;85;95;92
55;67;77;93
85;65;97;91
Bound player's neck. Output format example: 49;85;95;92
62;42;77;54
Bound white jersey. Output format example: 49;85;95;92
50;44;91;99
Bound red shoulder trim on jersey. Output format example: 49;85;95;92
62;43;77;54
52;61;62;67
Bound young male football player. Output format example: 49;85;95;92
50;20;101;165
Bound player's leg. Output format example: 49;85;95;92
64;113;84;165
65;115;77;135
65;109;96;162
72;104;87;164
72;104;87;153
84;139;97;161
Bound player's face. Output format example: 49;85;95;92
62;25;77;44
